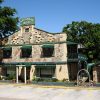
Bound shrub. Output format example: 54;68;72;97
7;74;16;80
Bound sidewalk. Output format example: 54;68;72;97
0;84;100;100
0;82;100;90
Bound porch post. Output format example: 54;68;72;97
24;66;26;84
16;66;18;84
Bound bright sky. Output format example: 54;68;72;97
2;0;100;33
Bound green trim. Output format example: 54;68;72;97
3;47;12;50
42;44;54;48
67;41;77;45
21;45;32;49
0;41;77;48
0;61;67;66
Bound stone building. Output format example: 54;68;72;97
0;17;78;83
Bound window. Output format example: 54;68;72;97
67;45;77;53
25;28;29;32
67;45;78;59
36;65;56;78
20;46;32;58
41;45;54;57
3;48;12;58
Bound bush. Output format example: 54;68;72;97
32;77;58;82
7;74;16;80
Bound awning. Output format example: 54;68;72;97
67;41;77;45
36;64;56;68
0;61;67;66
42;44;54;48
21;46;32;49
3;47;12;50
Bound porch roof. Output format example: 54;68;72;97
0;61;67;66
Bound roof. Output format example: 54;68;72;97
34;27;62;35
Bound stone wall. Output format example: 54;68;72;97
55;64;69;80
93;65;100;82
2;25;67;45
2;25;67;64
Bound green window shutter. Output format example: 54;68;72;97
3;47;12;50
42;44;54;48
21;46;32;49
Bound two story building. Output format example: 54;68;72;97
0;17;79;83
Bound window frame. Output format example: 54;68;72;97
25;28;29;32
3;47;12;58
41;45;54;58
20;46;32;58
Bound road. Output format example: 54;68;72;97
0;84;100;100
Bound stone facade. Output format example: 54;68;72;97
0;17;78;82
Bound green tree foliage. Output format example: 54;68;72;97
63;21;100;62
0;0;18;38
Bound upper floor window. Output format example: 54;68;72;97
20;46;32;58
41;45;54;57
25;28;29;32
67;45;78;59
67;45;77;53
3;47;12;58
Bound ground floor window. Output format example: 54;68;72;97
7;67;16;76
36;65;55;78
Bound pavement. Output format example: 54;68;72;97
0;83;100;100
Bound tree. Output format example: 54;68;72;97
63;21;100;62
0;0;18;38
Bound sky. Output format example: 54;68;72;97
2;0;100;33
